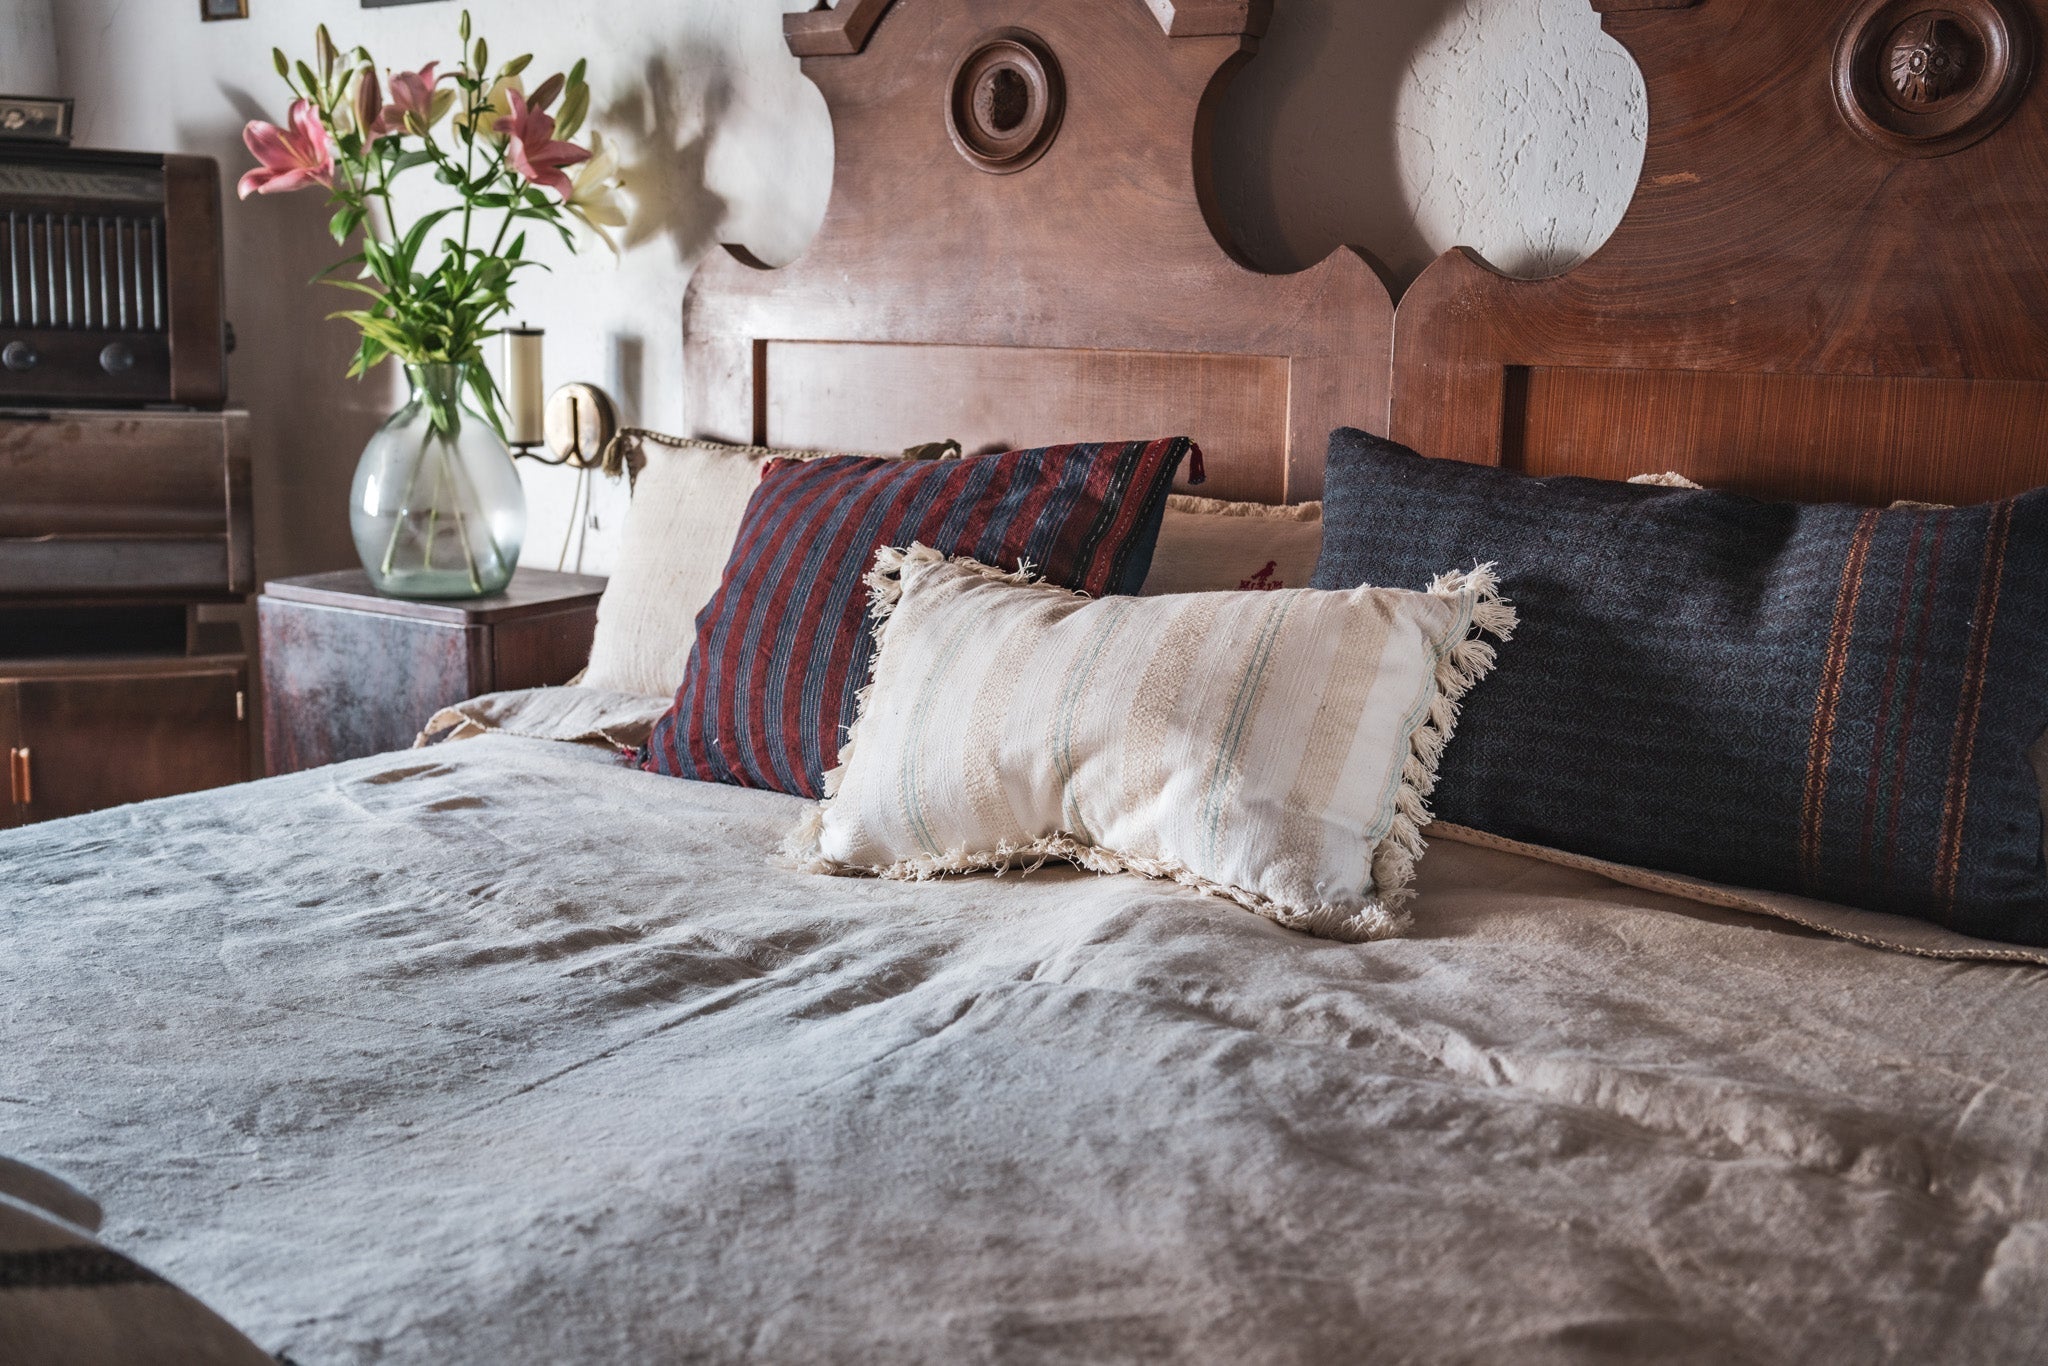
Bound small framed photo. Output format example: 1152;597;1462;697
0;96;73;145
199;0;248;19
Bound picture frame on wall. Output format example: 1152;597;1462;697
199;0;249;19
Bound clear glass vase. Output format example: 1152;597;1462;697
350;361;526;599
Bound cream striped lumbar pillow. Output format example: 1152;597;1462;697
789;544;1515;942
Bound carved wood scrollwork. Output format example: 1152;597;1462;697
946;31;1066;174
1834;0;2036;156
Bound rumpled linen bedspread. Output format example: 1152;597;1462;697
4;735;2047;1364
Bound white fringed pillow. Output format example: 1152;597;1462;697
791;544;1515;942
1141;494;1323;594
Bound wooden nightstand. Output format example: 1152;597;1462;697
258;568;605;775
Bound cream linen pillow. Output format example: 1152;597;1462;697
582;437;937;698
792;544;1515;942
1140;494;1322;594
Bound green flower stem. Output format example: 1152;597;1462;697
379;419;436;578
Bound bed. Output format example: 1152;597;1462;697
9;1;2048;1361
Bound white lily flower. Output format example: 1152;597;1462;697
565;131;626;255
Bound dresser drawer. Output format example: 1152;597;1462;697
0;409;252;597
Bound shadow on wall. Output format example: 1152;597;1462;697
1211;0;1460;288
203;85;392;585
606;48;733;265
1211;0;1647;293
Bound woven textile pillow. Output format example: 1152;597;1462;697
1316;427;2048;944
792;543;1515;942
642;438;1196;798
582;436;945;699
1140;494;1323;594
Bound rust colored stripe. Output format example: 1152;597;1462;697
1801;510;1881;883
1935;500;2014;912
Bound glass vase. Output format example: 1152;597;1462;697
350;362;526;599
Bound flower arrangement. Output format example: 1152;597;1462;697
239;13;623;599
239;11;623;432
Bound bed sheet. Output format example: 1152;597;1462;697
5;732;2047;1363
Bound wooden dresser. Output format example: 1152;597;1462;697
259;569;605;775
0;408;254;828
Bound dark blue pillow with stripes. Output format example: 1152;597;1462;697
1314;427;2048;944
643;438;1197;799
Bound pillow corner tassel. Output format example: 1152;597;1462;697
1365;562;1518;925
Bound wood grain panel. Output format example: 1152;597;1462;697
0;411;228;535
0;684;18;831
0;539;234;597
764;342;1291;502
8;662;247;824
1515;367;2048;505
491;608;602;695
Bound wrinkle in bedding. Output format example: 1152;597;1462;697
4;736;2048;1363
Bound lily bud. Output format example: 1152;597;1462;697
529;72;565;113
353;68;383;137
459;9;471;43
473;38;488;75
503;54;533;78
553;82;589;142
315;25;338;81
273;47;290;80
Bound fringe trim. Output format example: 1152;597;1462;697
1357;563;1519;917
1166;494;1323;522
802;546;1517;947
785;826;1412;944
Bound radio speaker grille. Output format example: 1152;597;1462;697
1;211;167;334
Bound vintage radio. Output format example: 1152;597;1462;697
0;145;227;408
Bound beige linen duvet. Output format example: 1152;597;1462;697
3;707;2047;1363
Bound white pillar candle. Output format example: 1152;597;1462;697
503;326;545;446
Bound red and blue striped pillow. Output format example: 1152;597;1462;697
642;438;1198;797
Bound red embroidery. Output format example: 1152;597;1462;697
1239;561;1283;591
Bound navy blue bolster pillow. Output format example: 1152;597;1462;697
1313;427;2048;945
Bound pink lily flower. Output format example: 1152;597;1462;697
237;98;334;198
494;87;589;197
385;61;454;135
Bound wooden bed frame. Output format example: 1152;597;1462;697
684;0;1392;504
692;0;2048;511
1393;0;2048;507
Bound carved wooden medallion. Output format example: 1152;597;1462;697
1834;0;2036;155
947;30;1065;174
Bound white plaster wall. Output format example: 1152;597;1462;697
1;0;58;94
1212;0;1647;285
46;0;1644;584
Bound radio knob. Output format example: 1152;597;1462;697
1;341;37;372
99;343;136;375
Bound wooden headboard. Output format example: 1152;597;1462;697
1392;0;2048;507
682;0;1392;503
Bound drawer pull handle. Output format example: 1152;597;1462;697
8;748;29;806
